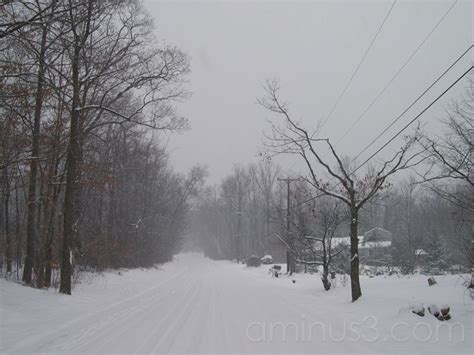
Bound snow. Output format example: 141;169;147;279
332;236;392;249
416;249;429;255
331;236;366;247
331;236;352;247
412;303;425;314
1;253;472;353
360;241;392;248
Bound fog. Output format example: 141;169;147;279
144;0;472;183
1;1;473;353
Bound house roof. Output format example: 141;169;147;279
363;227;392;242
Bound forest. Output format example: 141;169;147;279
0;1;472;302
2;1;473;353
0;0;206;295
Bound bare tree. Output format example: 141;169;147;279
418;78;473;210
23;0;57;286
1;0;192;293
51;0;190;294
277;191;345;291
253;161;281;254
393;176;420;274
0;0;66;39
192;161;283;261
259;79;422;301
418;77;473;290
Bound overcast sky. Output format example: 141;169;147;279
143;0;472;184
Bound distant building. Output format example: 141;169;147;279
331;227;393;266
359;227;392;265
363;227;392;243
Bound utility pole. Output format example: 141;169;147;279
235;209;243;263
278;177;300;274
235;184;243;263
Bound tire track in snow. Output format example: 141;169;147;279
156;280;203;354
58;269;193;353
170;272;214;353
8;267;189;353
92;268;203;354
130;276;202;354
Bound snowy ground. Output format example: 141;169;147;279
1;253;472;354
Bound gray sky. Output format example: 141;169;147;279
143;0;472;184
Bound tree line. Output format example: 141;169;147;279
1;1;472;301
0;0;198;294
192;77;473;300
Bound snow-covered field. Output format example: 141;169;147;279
1;253;472;353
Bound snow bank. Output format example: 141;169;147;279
1;253;472;353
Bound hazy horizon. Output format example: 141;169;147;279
144;0;472;184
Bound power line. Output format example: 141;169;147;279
290;64;473;208
288;0;397;173
320;0;397;130
352;65;473;174
280;0;460;207
334;0;458;145
353;44;473;163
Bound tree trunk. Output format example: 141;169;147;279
350;208;362;301
60;127;79;294
42;172;52;288
3;167;12;273
321;240;330;290
35;172;45;288
44;171;61;288
286;251;290;273
60;43;82;295
15;180;21;278
322;265;331;291
44;239;53;288
22;14;49;285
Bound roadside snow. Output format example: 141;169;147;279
1;253;472;353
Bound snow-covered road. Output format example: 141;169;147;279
1;253;472;353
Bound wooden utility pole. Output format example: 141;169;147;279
235;204;243;263
278;177;299;274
